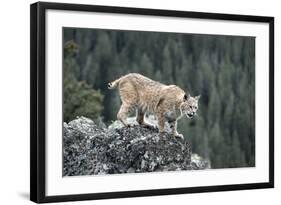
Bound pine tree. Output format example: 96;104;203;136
63;40;104;122
162;44;173;84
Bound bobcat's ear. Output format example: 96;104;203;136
195;95;201;101
184;94;191;101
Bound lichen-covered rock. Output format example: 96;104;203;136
63;116;210;176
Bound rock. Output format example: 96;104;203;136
63;116;210;176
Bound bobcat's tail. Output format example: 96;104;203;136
107;78;121;89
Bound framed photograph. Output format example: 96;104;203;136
30;1;274;203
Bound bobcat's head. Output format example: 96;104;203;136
180;94;200;119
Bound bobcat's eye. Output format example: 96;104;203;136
189;105;192;109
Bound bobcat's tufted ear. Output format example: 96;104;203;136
195;95;201;101
183;94;191;101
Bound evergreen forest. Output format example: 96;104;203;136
63;27;255;169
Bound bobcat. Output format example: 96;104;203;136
108;73;200;139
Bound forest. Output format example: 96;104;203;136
63;27;255;169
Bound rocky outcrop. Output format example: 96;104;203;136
63;117;209;176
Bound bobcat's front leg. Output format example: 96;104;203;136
170;120;184;139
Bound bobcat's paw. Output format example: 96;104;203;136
159;131;166;137
174;133;184;140
142;123;156;130
126;124;132;128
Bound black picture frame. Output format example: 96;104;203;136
30;1;274;203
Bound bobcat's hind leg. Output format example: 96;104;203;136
136;109;145;125
136;109;155;129
117;104;133;127
117;81;137;127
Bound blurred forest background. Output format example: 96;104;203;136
63;27;255;169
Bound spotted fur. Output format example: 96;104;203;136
108;73;200;138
